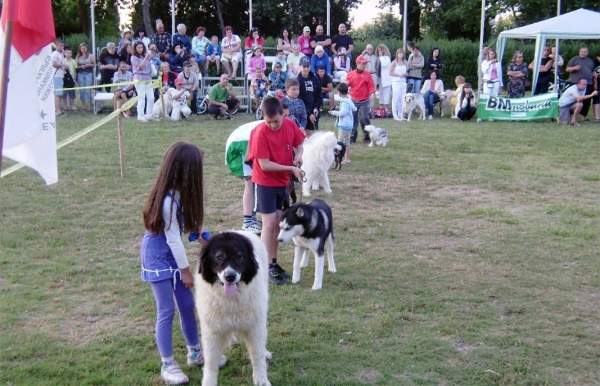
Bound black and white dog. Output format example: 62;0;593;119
333;141;346;171
277;199;336;290
196;231;271;386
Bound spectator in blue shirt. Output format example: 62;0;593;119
206;35;222;74
310;45;331;76
269;62;287;91
172;23;192;55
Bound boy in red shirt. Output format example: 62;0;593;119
247;97;305;285
346;54;375;143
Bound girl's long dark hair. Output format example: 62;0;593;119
133;41;147;58
143;142;204;234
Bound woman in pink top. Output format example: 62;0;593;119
247;46;266;81
297;26;313;57
131;41;155;121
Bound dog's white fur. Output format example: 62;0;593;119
301;131;340;197
404;93;426;121
195;231;271;386
439;91;450;118
364;125;389;147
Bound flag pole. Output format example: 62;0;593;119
402;0;407;52
477;0;486;96
0;20;14;172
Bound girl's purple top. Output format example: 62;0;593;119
131;55;152;80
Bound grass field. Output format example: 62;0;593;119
1;112;600;386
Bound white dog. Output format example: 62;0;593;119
196;231;271;386
404;93;426;121
439;90;450;118
301;131;340;197
364;125;389;147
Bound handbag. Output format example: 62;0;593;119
63;68;75;88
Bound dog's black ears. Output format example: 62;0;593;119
240;237;258;284
296;207;304;218
198;243;218;284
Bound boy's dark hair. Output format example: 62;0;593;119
262;96;283;117
285;78;299;89
463;82;472;89
337;82;349;95
143;142;204;234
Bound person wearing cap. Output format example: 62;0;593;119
176;61;200;114
221;26;243;77
332;23;354;58
310;45;331;76
269;62;287;92
172;23;192;54
346;54;375;143
297;60;322;133
298;26;313;57
333;46;351;83
168;78;192;120
118;28;133;52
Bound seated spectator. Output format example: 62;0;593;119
310;24;333;57
172;23;192;55
153;20;172;61
507;50;528;98
331;23;354;57
333;46;351;83
134;27;151;48
272;49;287;73
559;78;597;126
206;35;222;74
284;78;307;129
244;28;265;51
192;26;210;72
189;56;201;76
316;66;334;109
112;61;135;117
159;62;178;89
118;28;133;52
310;45;331;75
147;43;161;75
119;41;133;67
177;61;200;114
420;70;444;120
361;44;378;88
457;82;477;121
221;26;243;77
207;74;240;119
286;43;303;79
269;62;287;91
277;28;293;56
451;75;466;118
425;47;443;78
298;26;313;57
250;67;269;103
247;46;266;81
529;46;554;94
168;78;192;121
566;47;595;117
98;42;120;91
169;43;187;73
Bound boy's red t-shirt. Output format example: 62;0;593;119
247;117;305;187
346;70;375;101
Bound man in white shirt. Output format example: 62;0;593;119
51;41;66;115
220;26;242;78
559;78;598;125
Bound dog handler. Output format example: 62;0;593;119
247;97;305;285
346;54;376;143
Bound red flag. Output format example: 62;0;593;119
1;0;55;60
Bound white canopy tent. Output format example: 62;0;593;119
497;8;600;95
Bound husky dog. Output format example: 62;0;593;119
196;231;271;386
364;125;389;147
301;131;340;197
404;93;426;121
333;141;346;171
277;199;336;290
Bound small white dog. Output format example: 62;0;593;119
301;131;340;197
439;91;450;118
364;125;389;147
404;93;426;121
196;231;271;386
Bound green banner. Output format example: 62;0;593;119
478;93;559;121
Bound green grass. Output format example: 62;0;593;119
2;112;600;385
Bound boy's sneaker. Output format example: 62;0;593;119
269;263;290;285
161;361;189;385
242;216;262;234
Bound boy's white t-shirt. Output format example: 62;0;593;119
167;88;191;104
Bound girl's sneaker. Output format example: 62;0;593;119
160;361;189;385
187;349;204;366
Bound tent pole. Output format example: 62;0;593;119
0;20;13;172
477;0;486;96
90;0;97;114
326;0;331;36
402;0;407;52
171;0;176;38
249;0;253;31
553;0;561;93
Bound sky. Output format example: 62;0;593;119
350;0;401;28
